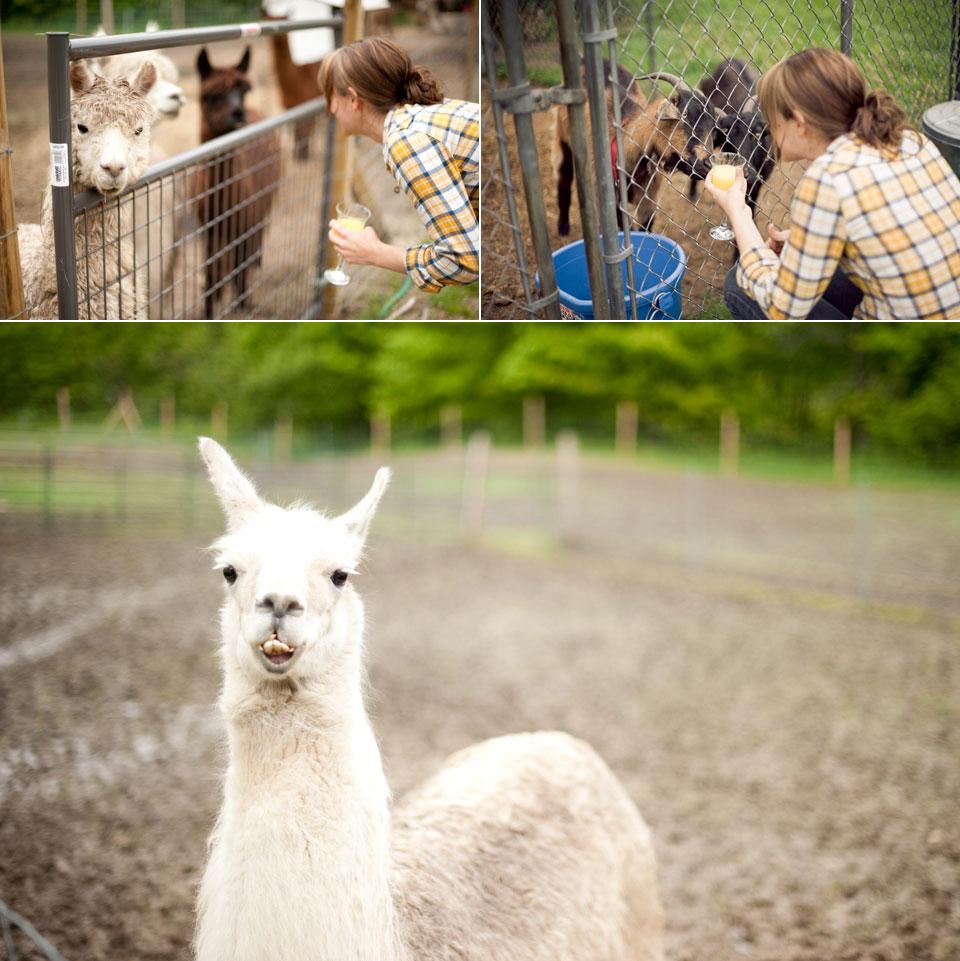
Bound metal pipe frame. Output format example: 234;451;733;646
68;18;342;60
602;0;638;320
840;0;854;55
555;0;606;316
47;32;78;319
496;0;561;319
482;0;535;313
580;0;625;319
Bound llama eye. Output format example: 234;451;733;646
77;123;88;134
223;565;238;585
331;570;348;588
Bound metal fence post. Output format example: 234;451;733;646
47;32;79;320
555;0;607;314
840;0;854;55
579;0;626;319
481;0;535;311
495;0;561;319
952;0;960;99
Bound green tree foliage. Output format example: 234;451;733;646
1;322;958;465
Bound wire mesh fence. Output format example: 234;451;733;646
43;20;339;320
481;0;958;319
74;104;330;319
0;901;68;961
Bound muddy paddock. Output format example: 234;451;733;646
1;454;959;961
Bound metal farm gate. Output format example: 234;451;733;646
481;0;958;319
45;17;341;320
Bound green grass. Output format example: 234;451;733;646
691;294;731;319
615;0;948;122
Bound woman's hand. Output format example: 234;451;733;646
767;223;790;255
704;166;749;221
328;221;385;266
328;220;407;275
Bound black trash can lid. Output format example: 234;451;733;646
922;101;960;149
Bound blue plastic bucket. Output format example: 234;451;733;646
541;232;686;320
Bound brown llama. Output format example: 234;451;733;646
193;46;281;319
261;6;324;161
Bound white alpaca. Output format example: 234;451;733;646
92;23;186;122
17;61;157;319
195;438;665;961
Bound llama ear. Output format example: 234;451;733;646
339;468;390;544
238;46;251;74
132;59;158;97
70;62;95;95
198;47;212;80
198;437;264;531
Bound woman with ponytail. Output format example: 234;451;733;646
707;47;960;318
317;37;478;294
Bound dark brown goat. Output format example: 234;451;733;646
554;66;692;236
193;46;281;319
261;8;323;161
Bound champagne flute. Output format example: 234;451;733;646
708;152;746;242
324;201;372;287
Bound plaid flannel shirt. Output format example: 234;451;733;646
737;131;960;319
382;99;479;292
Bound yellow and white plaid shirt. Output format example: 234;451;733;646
383;99;479;292
737;131;960;319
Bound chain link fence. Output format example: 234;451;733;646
0;901;67;961
481;0;957;319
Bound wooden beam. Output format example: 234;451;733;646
321;0;364;318
0;23;25;319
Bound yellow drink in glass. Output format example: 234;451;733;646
324;201;372;287
711;165;737;190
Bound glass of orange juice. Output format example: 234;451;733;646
324;201;372;287
708;152;746;242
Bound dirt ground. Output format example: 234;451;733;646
481;81;808;319
2;21;476;319
2;455;959;961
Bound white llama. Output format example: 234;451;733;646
196;437;665;961
18;61;157;319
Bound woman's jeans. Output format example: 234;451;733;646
723;265;864;319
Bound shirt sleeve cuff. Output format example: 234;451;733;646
404;245;443;293
736;243;779;301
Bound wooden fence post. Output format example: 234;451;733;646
211;401;228;440
720;408;739;477
834;417;851;486
615;400;638;455
0;26;25;319
320;0;364;319
275;414;293;463
556;429;580;546
441;403;462;447
160;394;175;436
99;0;114;34
371;410;391;453
56;387;71;430
461;429;490;540
523;395;545;448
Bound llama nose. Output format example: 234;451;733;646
100;161;126;178
257;594;303;618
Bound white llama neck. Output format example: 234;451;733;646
198;643;405;961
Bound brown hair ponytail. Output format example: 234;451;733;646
758;47;914;153
851;88;911;150
318;37;443;111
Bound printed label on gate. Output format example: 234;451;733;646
240;22;262;36
50;142;69;187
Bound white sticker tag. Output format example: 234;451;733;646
50;142;70;187
240;22;262;36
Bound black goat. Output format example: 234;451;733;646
698;57;759;117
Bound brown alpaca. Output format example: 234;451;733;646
193;46;281;319
261;7;323;161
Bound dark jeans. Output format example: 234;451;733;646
723;265;864;319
